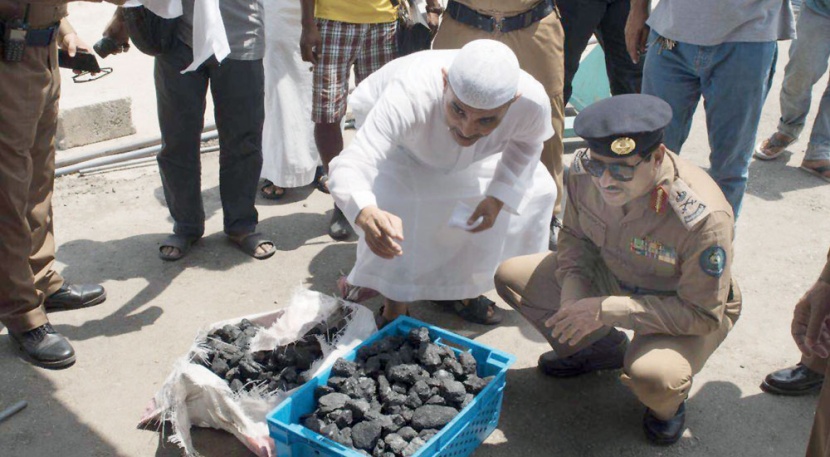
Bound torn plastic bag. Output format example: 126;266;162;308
138;289;377;457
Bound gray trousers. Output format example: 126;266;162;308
154;39;264;238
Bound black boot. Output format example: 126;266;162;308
538;328;629;377
329;205;356;241
44;283;107;311
10;323;76;369
643;401;686;445
761;363;824;396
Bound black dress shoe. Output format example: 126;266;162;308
44;283;107;311
761;363;824;396
537;328;629;377
329;205;356;241
643;401;686;445
10;323;76;369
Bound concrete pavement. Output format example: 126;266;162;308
1;5;829;456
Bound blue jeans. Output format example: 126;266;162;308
777;6;830;162
642;31;777;218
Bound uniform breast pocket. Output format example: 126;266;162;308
577;208;606;247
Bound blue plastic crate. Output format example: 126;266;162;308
267;316;516;457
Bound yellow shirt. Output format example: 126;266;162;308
315;0;397;24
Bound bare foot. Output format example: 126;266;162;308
160;246;181;258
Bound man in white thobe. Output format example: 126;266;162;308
328;40;556;325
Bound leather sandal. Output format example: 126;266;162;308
800;164;830;183
753;133;795;161
159;234;200;261
260;179;286;200
230;232;276;260
314;166;330;194
434;295;503;325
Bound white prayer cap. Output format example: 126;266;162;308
447;40;520;110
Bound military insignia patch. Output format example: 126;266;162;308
650;185;668;214
669;179;711;230
611;137;636;155
700;246;726;278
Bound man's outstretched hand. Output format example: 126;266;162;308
546;297;604;346
356;206;405;259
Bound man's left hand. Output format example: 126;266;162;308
466;196;503;233
60;33;95;75
545;297;604;346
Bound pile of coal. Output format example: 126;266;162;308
302;327;493;457
196;318;325;394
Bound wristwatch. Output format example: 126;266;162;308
426;5;444;14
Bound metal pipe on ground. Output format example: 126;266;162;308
77;145;221;176
56;131;219;177
0;401;27;425
55;123;217;169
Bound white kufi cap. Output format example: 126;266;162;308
447;39;520;110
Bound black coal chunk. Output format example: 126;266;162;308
401;437;426;457
463;375;489;394
352;421;383;451
397;426;418;441
303;415;324;433
387;364;424;385
315;385;335;398
438;378;467;404
384;433;408;454
411;405;459;430
332;358;358;377
408;327;431;346
346;398;371;420
210;357;230;378
417;343;442;367
458;352;477;375
319;392;350;413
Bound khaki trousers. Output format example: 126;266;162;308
433;12;566;214
495;252;736;419
807;355;830;456
0;43;64;333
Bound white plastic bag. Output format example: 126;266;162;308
138;289;377;457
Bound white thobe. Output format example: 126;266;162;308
260;0;319;188
329;50;557;302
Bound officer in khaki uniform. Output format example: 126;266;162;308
495;94;742;445
0;0;121;369
432;0;566;233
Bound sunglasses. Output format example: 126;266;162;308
578;150;649;182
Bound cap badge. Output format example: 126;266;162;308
611;137;636;155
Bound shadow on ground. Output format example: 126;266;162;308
745;151;827;201
0;356;124;457
477;373;815;457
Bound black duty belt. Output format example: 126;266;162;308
0;21;59;47
446;0;555;34
618;280;676;297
